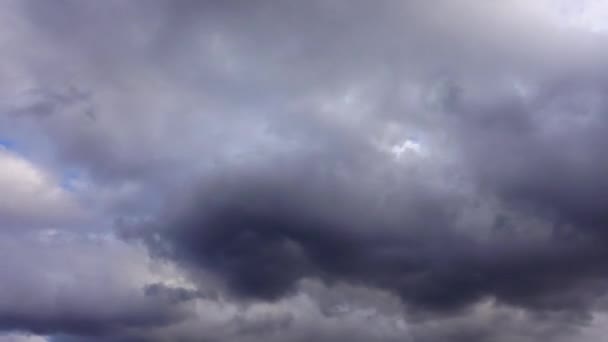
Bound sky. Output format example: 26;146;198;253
2;0;608;341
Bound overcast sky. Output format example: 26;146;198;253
3;1;608;341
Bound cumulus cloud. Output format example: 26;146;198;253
0;147;86;229
2;0;608;341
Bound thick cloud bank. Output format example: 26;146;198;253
3;0;608;341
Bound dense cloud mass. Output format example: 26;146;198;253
3;0;608;341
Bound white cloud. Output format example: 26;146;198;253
0;147;86;230
391;139;423;158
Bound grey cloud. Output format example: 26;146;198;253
3;0;608;341
45;289;595;342
139;149;608;315
449;75;608;234
143;283;216;304
0;234;194;338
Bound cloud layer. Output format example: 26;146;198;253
2;0;608;341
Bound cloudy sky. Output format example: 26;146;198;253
3;0;608;341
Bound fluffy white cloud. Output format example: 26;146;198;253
0;147;86;230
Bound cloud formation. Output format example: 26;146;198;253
2;0;608;341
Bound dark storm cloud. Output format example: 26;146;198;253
4;0;608;341
141;146;608;315
451;76;608;234
119;0;608;321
